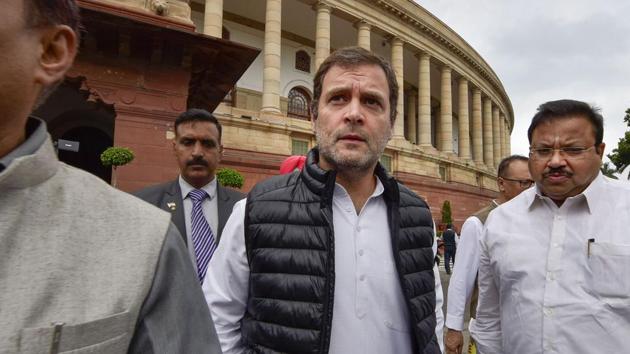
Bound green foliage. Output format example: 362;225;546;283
607;107;630;179
600;162;618;179
441;200;452;225
100;147;134;167
216;168;244;189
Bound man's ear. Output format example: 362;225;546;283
34;25;77;87
497;177;505;192
596;142;606;158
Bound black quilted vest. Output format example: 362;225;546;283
242;148;440;354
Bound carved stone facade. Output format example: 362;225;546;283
189;0;514;226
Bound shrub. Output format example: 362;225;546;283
216;168;244;189
100;147;135;167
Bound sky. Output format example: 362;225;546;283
416;0;630;164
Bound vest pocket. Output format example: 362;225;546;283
19;311;130;353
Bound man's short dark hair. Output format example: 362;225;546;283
527;99;604;145
311;46;399;125
497;155;529;178
174;109;222;141
26;0;82;37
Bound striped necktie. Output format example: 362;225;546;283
188;189;217;283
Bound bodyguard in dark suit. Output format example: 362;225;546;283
135;109;244;282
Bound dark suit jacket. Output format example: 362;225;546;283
133;179;244;244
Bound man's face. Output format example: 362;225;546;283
498;160;532;201
0;0;42;143
173;121;223;188
529;116;604;204
313;64;392;173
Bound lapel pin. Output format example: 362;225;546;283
167;202;176;211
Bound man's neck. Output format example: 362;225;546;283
496;195;508;204
335;169;377;214
0;130;25;159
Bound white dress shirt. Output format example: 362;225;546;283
179;176;219;263
470;173;630;354
203;177;444;354
445;209;486;330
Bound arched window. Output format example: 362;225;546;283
295;50;311;73
287;87;311;120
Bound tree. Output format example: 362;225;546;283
600;162;618;179
607;108;630;179
100;146;135;187
441;200;452;226
216;168;244;189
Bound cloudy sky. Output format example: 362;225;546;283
416;0;630;162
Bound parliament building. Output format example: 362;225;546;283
40;0;514;227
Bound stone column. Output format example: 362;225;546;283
314;1;331;69
440;66;453;153
356;20;371;50
458;77;470;159
506;122;512;155
417;52;432;147
391;37;405;137
482;97;494;167
472;88;483;164
203;0;223;37
492;106;501;166
499;112;507;159
261;0;282;114
407;91;417;144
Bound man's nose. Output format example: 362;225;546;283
547;149;566;167
191;142;204;156
344;97;364;124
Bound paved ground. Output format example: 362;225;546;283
438;256;472;352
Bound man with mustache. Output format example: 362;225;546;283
203;47;444;354
470;99;630;353
135;109;244;282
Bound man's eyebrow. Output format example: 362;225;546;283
323;85;351;97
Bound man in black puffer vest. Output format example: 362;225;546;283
203;47;444;354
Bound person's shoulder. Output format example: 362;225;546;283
57;163;171;225
132;180;177;201
396;181;429;209
247;171;300;201
603;176;630;192
218;184;245;200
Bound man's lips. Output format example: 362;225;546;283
543;170;572;182
338;134;365;142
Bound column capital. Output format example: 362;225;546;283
458;76;468;84
441;64;452;72
313;0;332;11
389;35;404;46
414;50;430;59
354;19;371;30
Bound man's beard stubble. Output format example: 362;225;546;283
315;127;390;175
